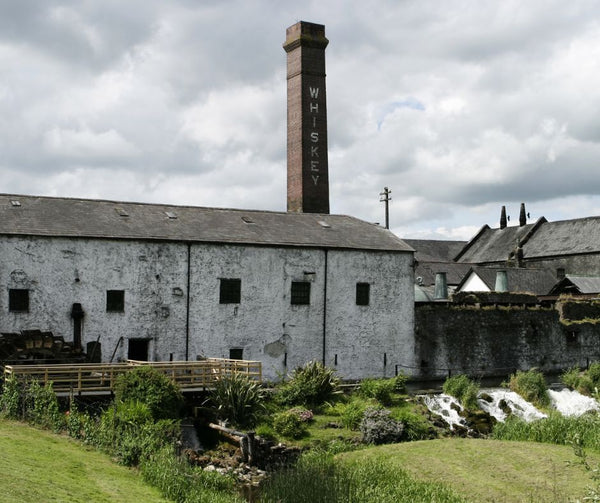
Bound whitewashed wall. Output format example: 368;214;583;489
1;235;414;380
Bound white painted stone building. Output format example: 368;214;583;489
0;195;414;380
0;22;416;380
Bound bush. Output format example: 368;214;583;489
0;375;22;419
277;361;340;407
113;366;184;420
393;409;434;441
140;446;242;503
587;362;600;387
507;369;550;408
358;378;396;405
273;409;309;439
23;380;65;432
78;399;181;466
340;399;368;430
210;373;266;428
359;407;404;445
442;375;480;410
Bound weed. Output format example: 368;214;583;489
210;372;266;428
443;375;480;410
277;361;340;408
507;369;550;408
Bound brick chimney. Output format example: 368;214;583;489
283;21;330;214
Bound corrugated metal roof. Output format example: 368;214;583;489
0;194;413;252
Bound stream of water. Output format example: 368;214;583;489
421;387;599;427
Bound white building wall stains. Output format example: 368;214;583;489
1;235;414;381
325;250;415;379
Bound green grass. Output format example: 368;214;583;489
0;419;169;503
340;438;600;502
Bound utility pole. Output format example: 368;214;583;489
379;187;391;229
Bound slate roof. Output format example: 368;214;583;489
456;266;558;295
523;217;600;258
549;275;600;295
403;239;470;286
0;194;413;252
454;221;543;263
454;216;600;264
403;239;466;263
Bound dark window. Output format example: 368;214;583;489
128;339;149;361
106;290;125;312
356;283;370;306
219;278;241;304
229;348;244;360
9;289;29;312
291;281;311;305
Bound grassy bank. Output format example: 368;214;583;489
340;438;600;502
0;419;168;503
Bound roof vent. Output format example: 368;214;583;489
115;207;129;217
165;211;177;219
10;200;21;207
318;220;331;228
241;216;255;224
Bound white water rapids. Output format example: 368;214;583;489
420;387;599;427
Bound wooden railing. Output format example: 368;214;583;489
2;358;262;394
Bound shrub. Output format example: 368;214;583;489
273;409;309;439
359;407;404;445
95;402;180;466
210;373;266;428
507;369;550;408
113;366;184;420
0;375;22;419
393;409;434;441
340;399;368;430
443;374;480;410
140;446;242;503
358;378;396;405
22;380;65;432
277;361;340;407
587;362;600;387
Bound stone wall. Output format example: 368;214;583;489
1;235;413;381
414;303;600;380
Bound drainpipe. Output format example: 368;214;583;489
322;249;328;366
185;243;191;361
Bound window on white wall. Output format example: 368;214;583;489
291;281;311;305
106;290;125;312
356;283;370;306
9;289;29;312
219;279;241;304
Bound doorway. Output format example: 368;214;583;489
128;338;150;361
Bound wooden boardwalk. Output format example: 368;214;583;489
2;358;262;394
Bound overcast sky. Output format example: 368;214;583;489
2;1;600;240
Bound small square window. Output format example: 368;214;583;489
229;348;244;360
291;281;311;305
220;279;241;304
9;289;29;312
356;283;370;306
106;290;125;312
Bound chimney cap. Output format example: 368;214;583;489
284;21;328;52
